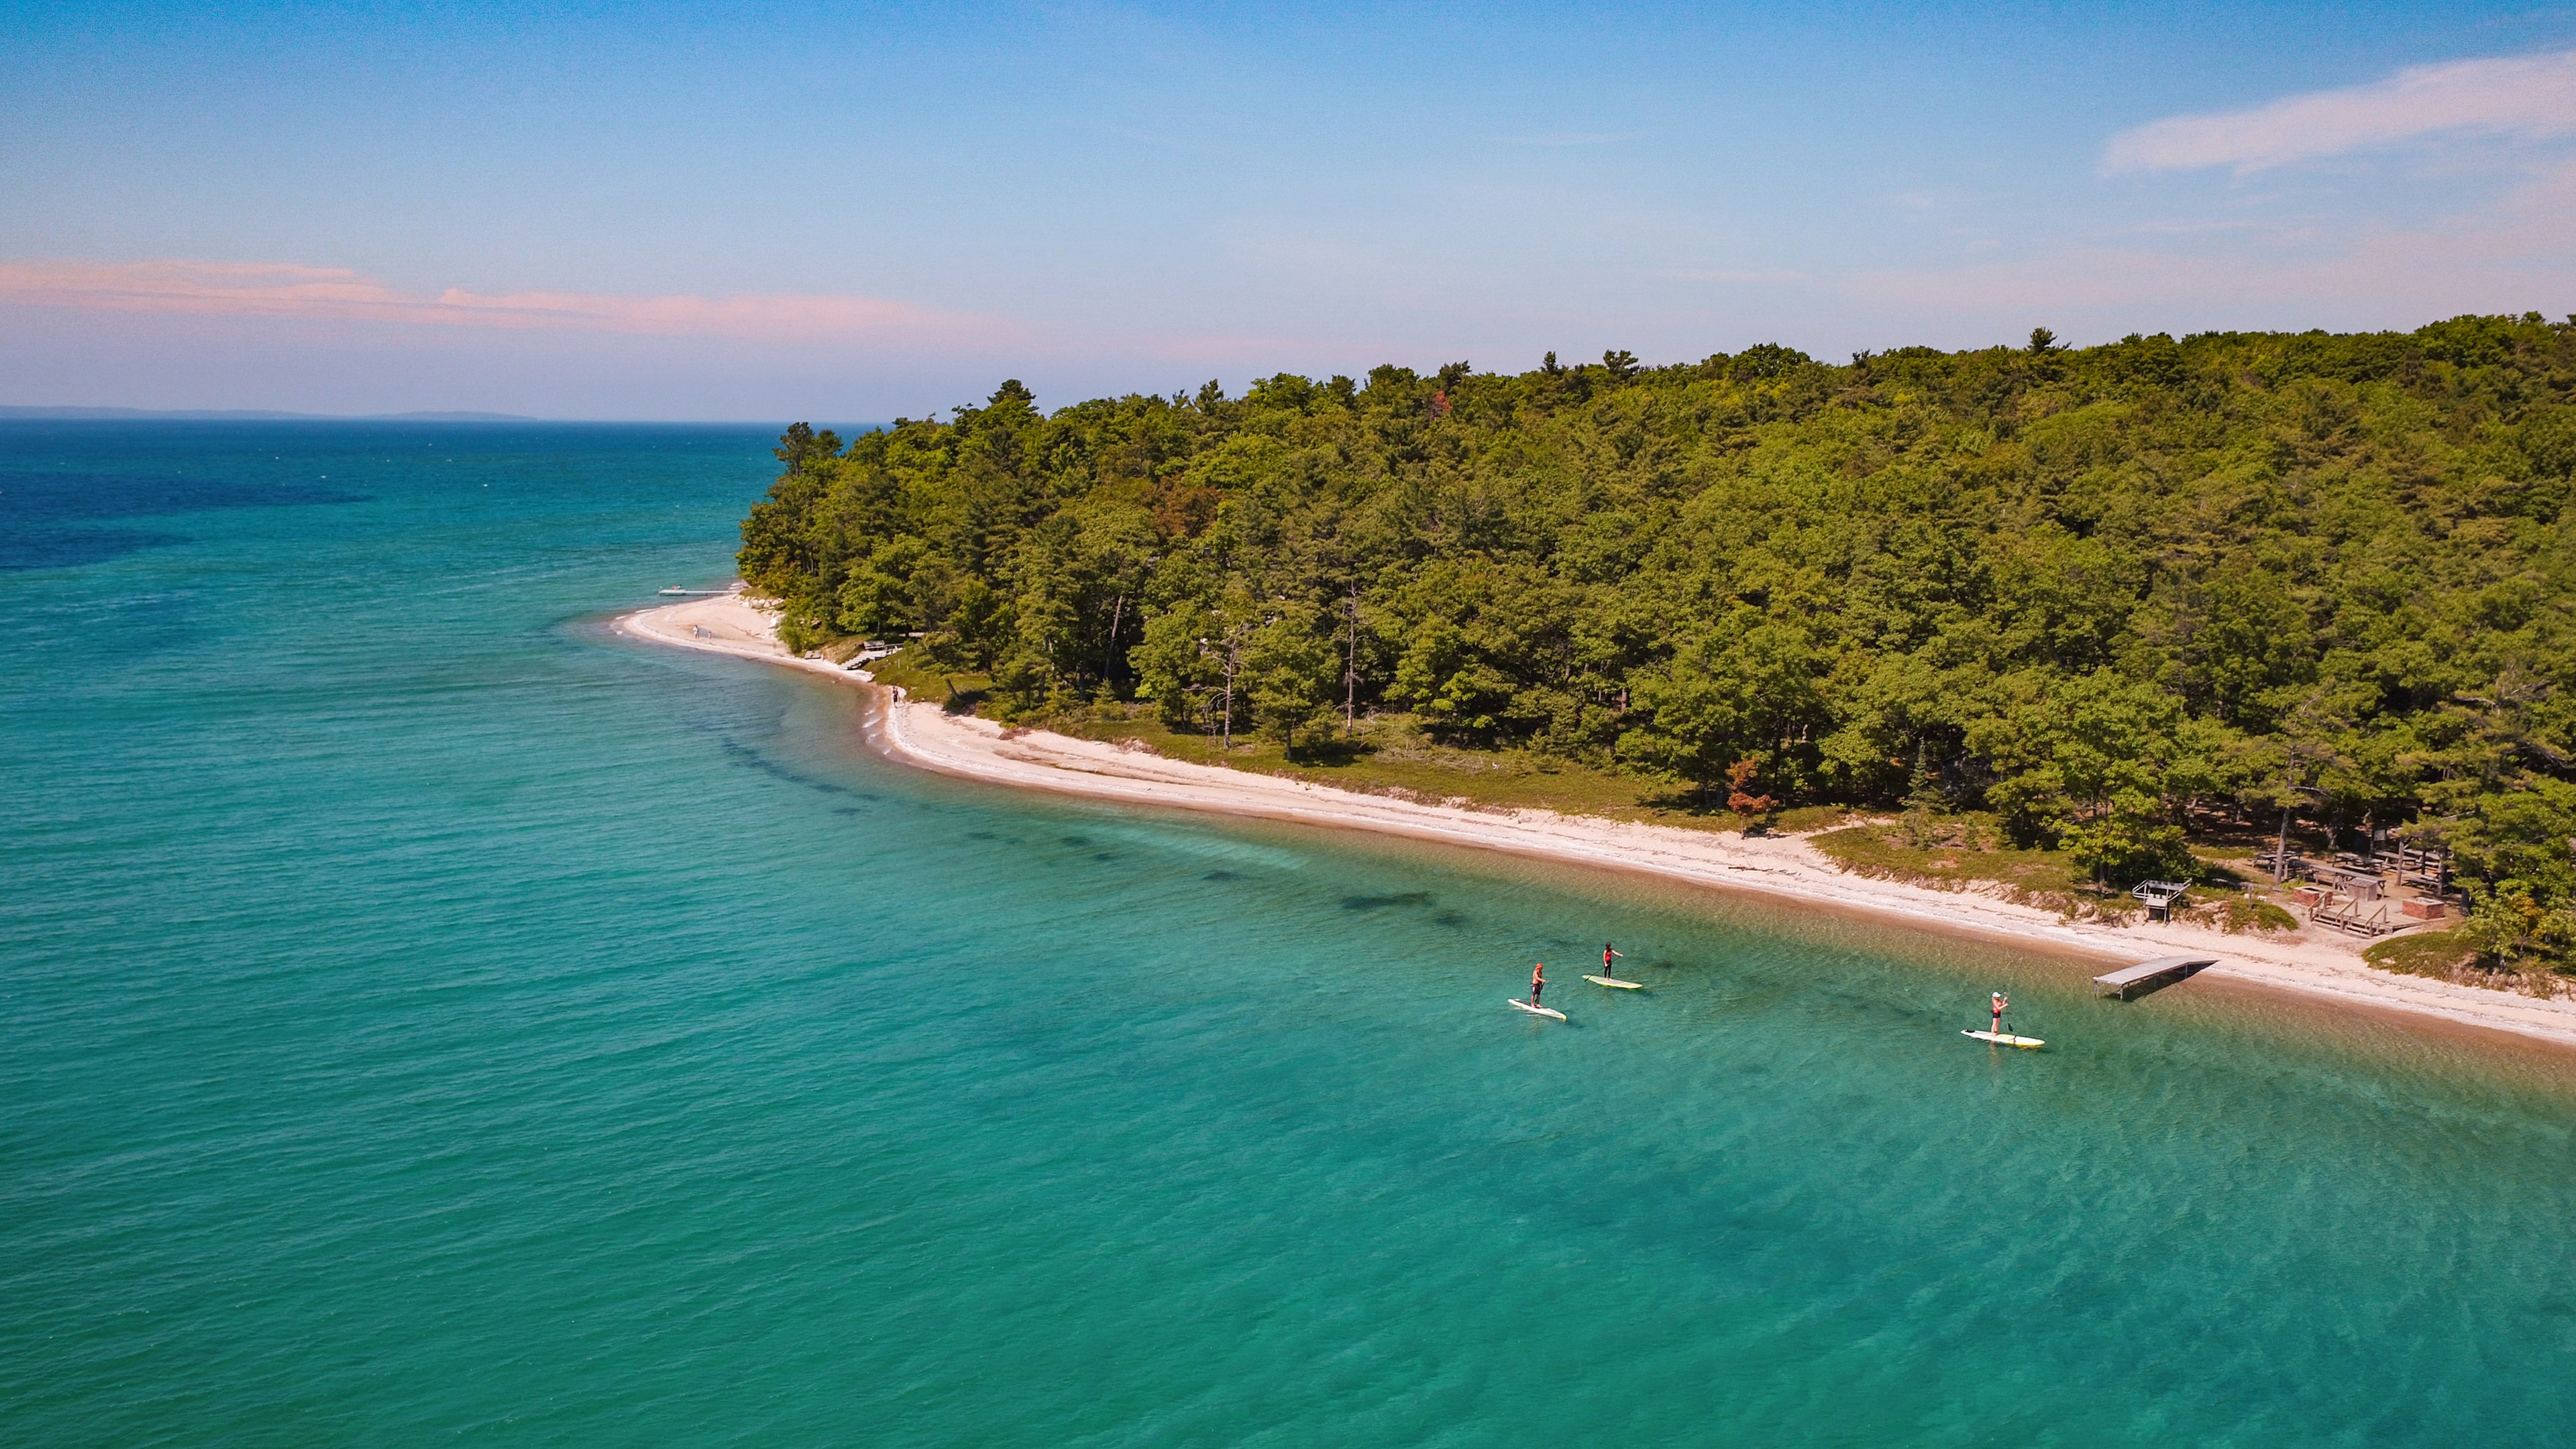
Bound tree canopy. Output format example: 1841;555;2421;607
741;316;2576;963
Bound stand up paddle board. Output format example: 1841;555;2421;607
1584;975;1644;989
1508;999;1568;1020
1964;1029;2045;1048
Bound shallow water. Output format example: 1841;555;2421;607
5;420;2573;1447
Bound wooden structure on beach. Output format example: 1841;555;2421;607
2390;842;2453;896
2310;896;2397;938
2129;879;2189;922
2255;841;2453;902
2094;954;2219;1000
2250;837;2451;938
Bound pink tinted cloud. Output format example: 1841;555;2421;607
2104;48;2576;174
0;258;1019;345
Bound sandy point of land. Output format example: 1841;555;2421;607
617;592;2576;1053
620;589;794;659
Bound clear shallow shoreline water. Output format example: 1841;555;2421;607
5;421;2574;1447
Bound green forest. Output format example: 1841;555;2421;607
739;315;2576;968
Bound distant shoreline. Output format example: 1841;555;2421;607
618;592;2576;1054
0;407;895;427
0;405;543;422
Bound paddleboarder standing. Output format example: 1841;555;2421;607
1529;961;1548;1010
1990;991;2008;1038
1603;943;1623;977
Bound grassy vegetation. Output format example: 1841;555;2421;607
861;648;994;713
2358;926;2572;996
847;647;1880;830
2364;929;2479;978
1809;810;2303;930
2186;894;2304;936
1809;814;2113;918
1042;703;1764;828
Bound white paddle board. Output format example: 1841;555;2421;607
1508;999;1568;1020
1964;1029;2045;1049
1584;975;1644;989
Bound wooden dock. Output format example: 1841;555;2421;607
2093;955;2218;1000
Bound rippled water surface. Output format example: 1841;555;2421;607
6;420;2574;1447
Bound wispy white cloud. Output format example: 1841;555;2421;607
2103;48;2576;174
1847;158;2576;318
0;259;1020;345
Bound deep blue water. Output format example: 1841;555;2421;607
4;421;2573;1447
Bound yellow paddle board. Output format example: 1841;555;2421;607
1964;1029;2044;1049
1584;975;1644;989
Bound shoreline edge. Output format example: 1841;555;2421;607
616;592;2576;1054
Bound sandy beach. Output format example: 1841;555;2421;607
619;592;2576;1051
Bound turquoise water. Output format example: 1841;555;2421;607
6;421;2575;1447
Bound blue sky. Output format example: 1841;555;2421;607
4;1;2573;418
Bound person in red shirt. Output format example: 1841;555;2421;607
1603;943;1623;975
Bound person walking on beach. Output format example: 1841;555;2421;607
1990;991;2008;1036
1529;961;1548;1010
